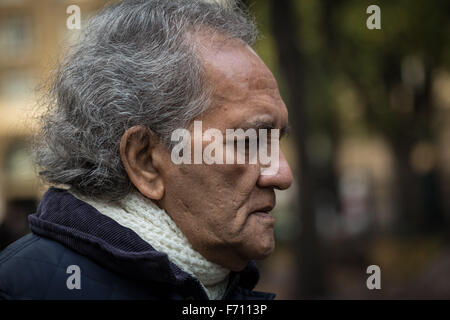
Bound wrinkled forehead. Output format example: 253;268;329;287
193;33;279;104
189;32;287;133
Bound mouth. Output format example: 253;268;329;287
249;204;275;219
251;211;272;217
252;204;274;213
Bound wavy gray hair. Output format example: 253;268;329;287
33;0;258;200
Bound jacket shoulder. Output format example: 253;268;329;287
0;233;134;299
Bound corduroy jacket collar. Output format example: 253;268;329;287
28;187;271;300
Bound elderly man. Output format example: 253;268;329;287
0;0;292;300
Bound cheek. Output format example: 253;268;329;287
163;160;261;233
163;163;234;218
181;162;258;205
210;164;261;224
220;163;260;192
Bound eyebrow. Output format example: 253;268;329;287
236;119;291;139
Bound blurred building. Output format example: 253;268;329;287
0;0;108;247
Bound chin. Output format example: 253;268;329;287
229;240;275;272
249;238;275;260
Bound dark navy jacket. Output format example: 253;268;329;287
0;187;275;300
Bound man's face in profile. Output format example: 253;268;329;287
157;35;293;271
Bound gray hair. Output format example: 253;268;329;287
33;0;258;200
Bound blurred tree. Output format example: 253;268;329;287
270;0;327;299
326;0;450;232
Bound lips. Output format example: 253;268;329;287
257;204;275;213
250;208;276;224
250;204;275;215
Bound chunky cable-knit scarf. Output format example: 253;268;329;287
69;189;230;300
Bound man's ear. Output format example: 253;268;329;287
120;125;165;200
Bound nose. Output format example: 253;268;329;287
257;150;293;190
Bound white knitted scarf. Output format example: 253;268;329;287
68;189;230;300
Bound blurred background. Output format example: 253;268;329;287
0;0;450;299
